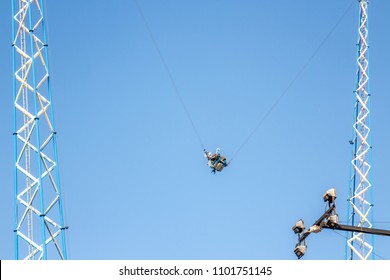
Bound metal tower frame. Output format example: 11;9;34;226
346;0;373;260
12;0;68;260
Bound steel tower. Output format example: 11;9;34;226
12;0;68;260
346;0;373;260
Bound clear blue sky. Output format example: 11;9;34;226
1;0;390;260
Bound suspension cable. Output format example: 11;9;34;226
134;0;355;162
229;0;355;163
133;0;205;150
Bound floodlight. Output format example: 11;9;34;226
323;188;337;203
294;244;307;259
326;214;339;227
292;219;305;234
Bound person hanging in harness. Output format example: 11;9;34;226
204;148;229;174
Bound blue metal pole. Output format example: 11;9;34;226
365;4;374;259
11;0;19;260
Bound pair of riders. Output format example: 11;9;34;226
204;148;228;173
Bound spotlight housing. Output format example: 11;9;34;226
292;219;305;234
323;188;337;203
326;214;339;227
294;244;307;259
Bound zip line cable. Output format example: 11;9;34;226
229;0;355;163
134;0;205;150
134;0;354;163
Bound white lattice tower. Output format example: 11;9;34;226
346;0;373;260
12;0;68;260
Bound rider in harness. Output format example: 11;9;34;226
204;148;228;174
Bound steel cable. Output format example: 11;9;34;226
134;0;205;150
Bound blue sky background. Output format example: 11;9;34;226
1;0;390;260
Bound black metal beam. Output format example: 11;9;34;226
298;205;335;243
323;224;390;237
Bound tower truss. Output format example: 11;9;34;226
346;0;373;260
12;0;68;260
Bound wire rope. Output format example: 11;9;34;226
133;0;205;150
134;0;354;163
229;0;355;162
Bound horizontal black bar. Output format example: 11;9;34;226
323;224;390;237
